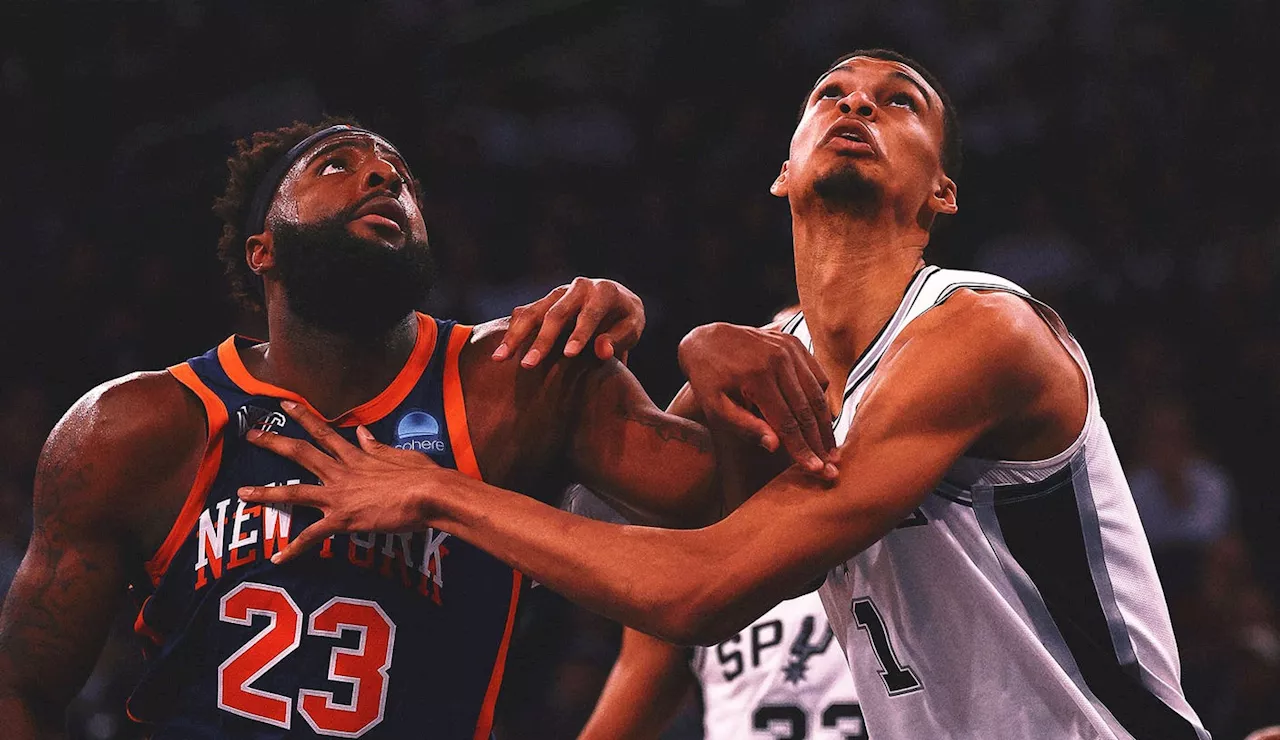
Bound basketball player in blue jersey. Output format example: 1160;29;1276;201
245;50;1211;739
0;119;836;740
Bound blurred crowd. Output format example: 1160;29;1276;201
1;1;1277;738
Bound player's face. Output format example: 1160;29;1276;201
273;132;428;250
258;133;436;336
775;58;955;220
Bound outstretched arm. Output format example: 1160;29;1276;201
578;628;694;740
0;374;203;738
242;292;1084;644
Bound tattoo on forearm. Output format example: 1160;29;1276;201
616;399;712;454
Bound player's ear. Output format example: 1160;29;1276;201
246;232;275;275
931;175;957;216
770;160;791;198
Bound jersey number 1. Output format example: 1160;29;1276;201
851;597;921;696
217;582;396;736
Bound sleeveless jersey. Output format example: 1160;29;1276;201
127;313;522;740
783;267;1209;740
693;592;865;740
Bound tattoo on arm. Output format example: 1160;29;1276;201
615;397;712;454
0;443;125;721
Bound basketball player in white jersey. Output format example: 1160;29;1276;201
580;592;863;740
242;48;1209;739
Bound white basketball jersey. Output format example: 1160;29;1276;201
783;267;1208;740
693;592;865;740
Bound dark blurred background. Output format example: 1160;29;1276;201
1;0;1277;738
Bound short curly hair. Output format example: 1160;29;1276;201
212;116;363;313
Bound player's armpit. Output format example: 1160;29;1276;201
578;628;694;740
0;373;204;737
566;361;720;527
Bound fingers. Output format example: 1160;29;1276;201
493;286;568;362
238;482;339;564
563;292;611;359
772;361;830;473
708;395;779;452
784;343;837;456
355;424;383;452
595;335;615;361
596;313;644;360
744;379;825;475
277;401;359;462
521;280;588;367
238;482;327;508
268;521;335;565
246;429;339;480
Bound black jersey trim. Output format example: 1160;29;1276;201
782;310;806;336
828;266;940;427
990;462;1202;740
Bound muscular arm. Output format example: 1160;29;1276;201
565;360;719;527
246;292;1085;644
563;320;807;526
578;628;694;740
0;374;203;737
576;384;785;739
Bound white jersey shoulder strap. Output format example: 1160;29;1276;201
785;266;1034;410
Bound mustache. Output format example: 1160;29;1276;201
335;190;403;222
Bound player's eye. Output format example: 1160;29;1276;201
319;159;348;176
817;84;843;101
888;92;919;111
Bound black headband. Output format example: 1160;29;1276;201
243;124;391;237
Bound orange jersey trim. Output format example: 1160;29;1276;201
442;324;482;480
473;571;522;740
133;596;164;645
440;323;521;739
145;363;229;586
216;312;438;428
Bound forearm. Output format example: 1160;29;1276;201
432;473;714;641
425;465;851;644
579;628;691;740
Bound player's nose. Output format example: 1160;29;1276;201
838;91;877;119
363;158;404;195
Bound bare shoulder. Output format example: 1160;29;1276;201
873;288;1087;458
891;289;1075;393
462;316;609;392
905;289;1053;351
38;371;206;528
455;316;603;484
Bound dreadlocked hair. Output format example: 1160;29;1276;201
212;116;362;313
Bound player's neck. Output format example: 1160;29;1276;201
257;309;420;419
793;208;926;395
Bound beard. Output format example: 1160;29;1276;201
812;163;883;215
271;213;436;337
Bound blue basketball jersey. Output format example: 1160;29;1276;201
127;314;522;739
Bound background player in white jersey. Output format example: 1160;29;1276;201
241;48;1209;739
580;592;863;740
